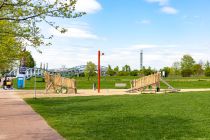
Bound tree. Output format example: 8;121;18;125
130;70;139;76
0;20;22;73
171;61;181;76
106;65;115;76
122;65;131;72
84;61;96;80
140;66;155;76
114;66;119;75
204;61;210;77
0;0;85;47
24;51;36;68
192;64;203;76
180;55;195;77
160;67;170;77
0;0;84;73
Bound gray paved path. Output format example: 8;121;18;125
0;90;63;140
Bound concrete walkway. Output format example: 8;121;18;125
0;90;63;140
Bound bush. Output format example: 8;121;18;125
181;69;192;77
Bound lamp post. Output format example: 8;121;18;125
98;50;104;93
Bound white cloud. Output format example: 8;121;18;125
161;6;178;14
145;0;178;15
138;20;151;25
75;0;102;14
145;0;169;6
51;27;99;40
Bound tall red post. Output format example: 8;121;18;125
98;50;101;93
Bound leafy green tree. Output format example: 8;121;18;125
122;65;131;72
113;66;119;75
180;55;195;77
171;61;181;76
181;55;195;70
204;61;210;77
106;65;115;76
0;0;84;73
84;61;96;80
192;64;203;76
181;69;193;77
130;70;139;76
0;0;85;47
23;51;36;68
0;20;22;73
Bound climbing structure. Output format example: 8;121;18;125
129;73;178;93
44;72;77;94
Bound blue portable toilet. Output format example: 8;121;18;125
17;74;25;89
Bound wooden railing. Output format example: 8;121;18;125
44;72;77;94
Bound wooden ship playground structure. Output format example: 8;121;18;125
129;72;179;93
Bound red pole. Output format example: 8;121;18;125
98;50;100;93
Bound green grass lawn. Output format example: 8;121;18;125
25;92;210;140
13;76;210;90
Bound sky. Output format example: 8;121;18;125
29;0;210;70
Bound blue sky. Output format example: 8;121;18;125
30;0;210;70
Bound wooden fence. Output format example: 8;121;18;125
130;73;161;92
44;72;77;94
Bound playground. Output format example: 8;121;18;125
1;70;210;140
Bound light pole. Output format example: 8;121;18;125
98;50;104;93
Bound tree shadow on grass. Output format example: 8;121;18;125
66;115;210;140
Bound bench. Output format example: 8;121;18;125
115;83;127;88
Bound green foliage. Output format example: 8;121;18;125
170;61;181;76
106;65;116;76
0;20;22;72
160;67;170;77
122;64;131;72
192;64;203;76
179;55;195;77
26;92;210;140
181;69;193;77
23;51;36;68
181;55;195;70
130;70;139;76
113;66;119;74
84;61;96;80
205;68;210;77
140;66;155;76
0;0;85;47
117;71;130;76
205;61;210;69
204;61;210;77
